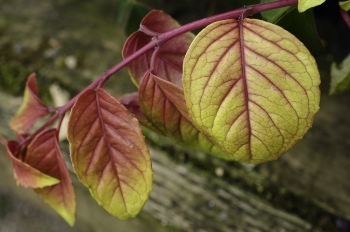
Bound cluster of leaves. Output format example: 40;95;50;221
0;0;349;226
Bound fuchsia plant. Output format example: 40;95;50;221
1;0;349;225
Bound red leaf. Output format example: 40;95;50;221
26;129;76;226
118;93;162;133
139;71;226;158
122;10;194;87
118;93;148;124
67;88;152;219
10;73;49;134
5;141;60;188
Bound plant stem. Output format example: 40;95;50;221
340;8;350;28
20;0;298;146
157;0;298;43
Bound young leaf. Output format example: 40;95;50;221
67;88;152;219
183;19;320;164
5;141;60;188
122;10;194;87
298;0;326;12
26;129;76;226
139;71;226;158
330;54;350;95
10;73;50;134
339;0;350;11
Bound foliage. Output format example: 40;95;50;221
1;0;349;226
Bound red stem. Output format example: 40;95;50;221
340;8;350;29
19;0;298;146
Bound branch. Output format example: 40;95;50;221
19;0;298;147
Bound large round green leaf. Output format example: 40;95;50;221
183;18;320;164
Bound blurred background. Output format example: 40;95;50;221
1;0;350;231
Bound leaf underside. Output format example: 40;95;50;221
139;71;226;158
26;129;76;226
67;88;152;219
10;73;49;134
6;141;60;188
183;18;320;164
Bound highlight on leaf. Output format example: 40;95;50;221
10;73;50;134
26;129;76;226
339;0;350;11
122;10;195;87
298;0;326;12
5;141;60;188
183;18;320;163
67;88;152;219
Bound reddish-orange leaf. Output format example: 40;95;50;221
67;88;152;219
118;93;163;134
10;73;49;134
118;93;148;125
5;141;60;188
122;10;194;87
139;71;225;158
26;129;76;226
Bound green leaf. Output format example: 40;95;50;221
5;141;60;188
330;54;350;95
116;0;151;36
67;88;152;219
183;19;320;164
276;8;324;56
298;0;326;12
260;0;295;23
10;73;49;134
339;0;350;11
26;129;76;226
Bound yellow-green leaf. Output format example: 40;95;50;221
339;0;350;11
298;0;326;12
183;18;320;164
330;54;350;95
